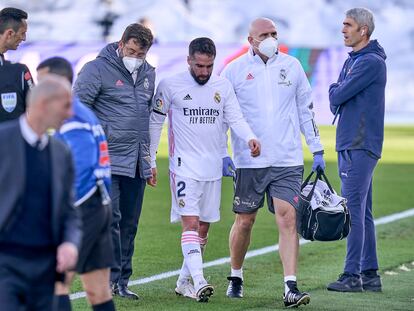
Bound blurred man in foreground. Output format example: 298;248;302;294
0;76;80;311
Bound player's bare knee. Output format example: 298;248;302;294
276;207;296;229
85;286;111;305
236;214;256;232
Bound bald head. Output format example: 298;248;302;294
26;75;72;132
248;17;278;61
27;75;71;107
249;17;276;37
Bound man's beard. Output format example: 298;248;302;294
190;69;211;85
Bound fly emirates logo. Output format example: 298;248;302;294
183;107;220;124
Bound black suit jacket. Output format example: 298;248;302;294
0;119;81;248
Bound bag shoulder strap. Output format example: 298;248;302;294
301;170;323;201
319;170;334;193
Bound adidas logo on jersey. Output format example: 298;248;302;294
246;73;254;80
183;94;192;100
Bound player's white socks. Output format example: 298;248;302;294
177;261;191;286
181;231;206;290
231;267;243;280
199;234;208;255
284;275;297;295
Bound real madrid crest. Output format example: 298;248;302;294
279;69;287;81
214;92;221;104
143;77;149;90
179;199;185;208
233;196;240;206
278;69;292;86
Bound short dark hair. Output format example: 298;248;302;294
37;57;74;84
121;23;153;50
189;37;216;58
0;7;28;34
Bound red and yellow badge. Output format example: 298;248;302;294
214;91;221;104
155;98;163;110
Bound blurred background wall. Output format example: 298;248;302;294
2;0;413;124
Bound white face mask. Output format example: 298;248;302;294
256;37;278;58
122;56;144;73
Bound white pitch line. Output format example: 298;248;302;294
70;208;414;300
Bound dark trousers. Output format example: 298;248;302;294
0;249;56;311
110;171;146;286
338;150;379;275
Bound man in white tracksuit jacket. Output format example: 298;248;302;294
221;17;325;308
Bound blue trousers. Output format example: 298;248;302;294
0;248;56;311
110;171;146;286
338;150;379;275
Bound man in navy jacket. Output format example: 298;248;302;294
327;7;387;293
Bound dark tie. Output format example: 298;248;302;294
34;140;41;150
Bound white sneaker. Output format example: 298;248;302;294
175;279;197;299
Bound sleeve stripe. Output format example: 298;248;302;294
60;121;92;134
312;119;319;136
152;110;166;116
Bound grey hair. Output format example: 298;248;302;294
346;8;375;37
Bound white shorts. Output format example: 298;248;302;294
169;172;221;223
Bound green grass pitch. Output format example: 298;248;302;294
71;125;414;310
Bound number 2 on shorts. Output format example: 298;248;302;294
177;181;186;197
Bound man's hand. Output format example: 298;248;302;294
147;167;157;187
312;153;326;172
248;139;261;157
56;242;78;273
222;156;236;177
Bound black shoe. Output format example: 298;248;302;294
226;276;243;298
110;282;119;296
361;270;382;292
195;283;214;303
283;281;310;308
327;273;363;292
118;285;139;300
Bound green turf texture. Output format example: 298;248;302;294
71;125;414;310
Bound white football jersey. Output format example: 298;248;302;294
222;48;323;168
150;70;255;181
